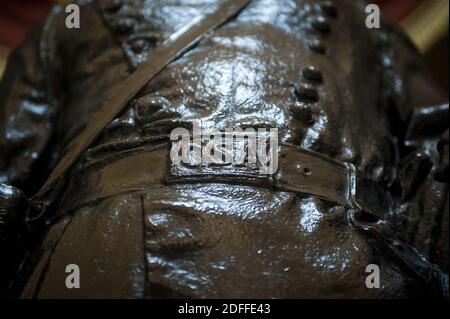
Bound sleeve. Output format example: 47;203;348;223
0;9;64;295
342;12;449;296
380;21;449;275
395;102;449;274
0;14;62;195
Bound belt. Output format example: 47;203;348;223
166;142;356;207
58;142;357;212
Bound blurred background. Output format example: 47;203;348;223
0;0;448;93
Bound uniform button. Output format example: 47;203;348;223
311;16;331;33
295;84;319;104
302;66;323;83
133;95;172;122
104;0;123;13
112;18;136;34
320;1;337;18
291;101;315;124
307;38;326;54
130;39;148;53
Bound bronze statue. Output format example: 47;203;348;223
0;0;448;298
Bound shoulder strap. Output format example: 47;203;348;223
30;0;252;209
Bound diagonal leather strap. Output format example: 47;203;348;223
31;0;253;208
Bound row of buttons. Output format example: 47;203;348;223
292;0;338;125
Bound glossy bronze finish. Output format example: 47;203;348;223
0;0;448;298
32;0;253;208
